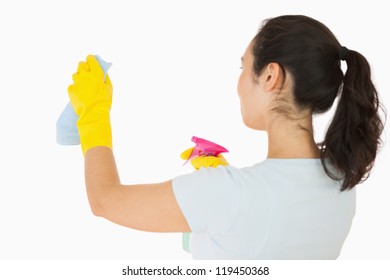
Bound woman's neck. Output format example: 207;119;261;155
266;117;321;159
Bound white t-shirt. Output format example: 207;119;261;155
172;159;356;259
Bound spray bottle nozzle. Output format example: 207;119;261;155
183;136;228;165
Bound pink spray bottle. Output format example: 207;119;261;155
181;136;229;253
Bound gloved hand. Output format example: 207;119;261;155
180;147;229;169
67;55;113;155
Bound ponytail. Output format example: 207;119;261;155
320;49;386;191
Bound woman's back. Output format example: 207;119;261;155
173;159;356;259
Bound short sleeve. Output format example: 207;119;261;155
172;165;241;235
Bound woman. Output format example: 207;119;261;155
68;15;385;259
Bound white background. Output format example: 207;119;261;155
0;0;389;262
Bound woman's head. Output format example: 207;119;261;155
238;15;342;131
239;15;385;191
251;15;344;114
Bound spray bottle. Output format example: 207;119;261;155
181;136;229;253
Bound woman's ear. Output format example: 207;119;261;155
262;62;283;92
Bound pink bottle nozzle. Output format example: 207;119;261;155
184;136;228;165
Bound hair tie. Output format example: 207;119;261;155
339;46;349;61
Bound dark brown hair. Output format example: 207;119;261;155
252;15;385;191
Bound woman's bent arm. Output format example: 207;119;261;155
84;146;191;233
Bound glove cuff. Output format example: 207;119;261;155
77;112;112;155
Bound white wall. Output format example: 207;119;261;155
0;0;388;260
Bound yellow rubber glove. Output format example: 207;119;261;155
68;55;113;155
180;147;229;169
